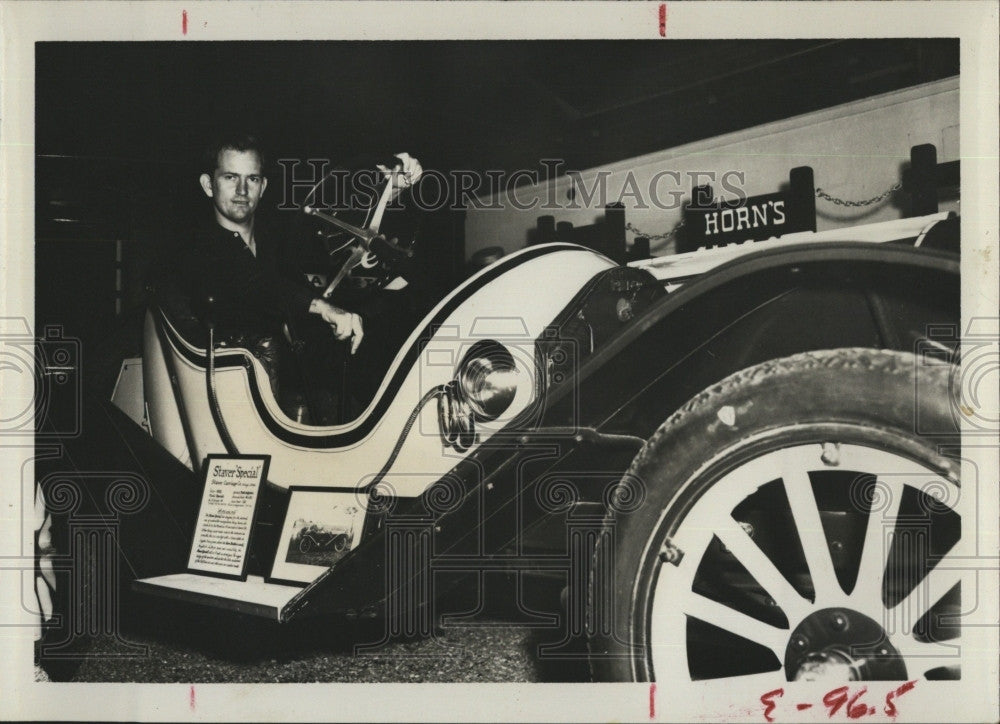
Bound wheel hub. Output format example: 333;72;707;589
785;608;907;681
793;649;863;682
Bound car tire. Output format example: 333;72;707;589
588;348;962;686
34;485;57;680
34;481;89;682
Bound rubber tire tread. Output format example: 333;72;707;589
587;347;960;682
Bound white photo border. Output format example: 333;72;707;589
2;2;997;722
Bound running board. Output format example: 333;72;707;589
133;573;304;621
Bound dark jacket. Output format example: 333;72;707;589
182;219;317;332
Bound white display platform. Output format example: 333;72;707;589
134;573;303;621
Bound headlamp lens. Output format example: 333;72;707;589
456;340;518;422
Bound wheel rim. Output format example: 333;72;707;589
647;439;962;685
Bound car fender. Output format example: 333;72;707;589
555;241;959;442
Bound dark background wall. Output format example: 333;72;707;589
35;40;959;179
34;40;958;389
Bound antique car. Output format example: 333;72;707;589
36;157;963;689
297;528;350;554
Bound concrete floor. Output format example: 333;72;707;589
40;590;592;683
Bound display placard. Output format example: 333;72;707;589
187;455;269;580
267;487;368;586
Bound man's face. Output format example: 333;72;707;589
199;148;268;229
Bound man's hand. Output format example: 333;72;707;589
376;152;423;192
309;298;364;354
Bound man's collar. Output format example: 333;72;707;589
206;224;246;244
197;215;269;247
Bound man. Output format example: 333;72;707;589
178;133;421;420
194;134;364;353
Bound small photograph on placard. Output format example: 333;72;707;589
269;488;368;585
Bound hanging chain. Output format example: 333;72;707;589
625;219;685;242
814;182;902;208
